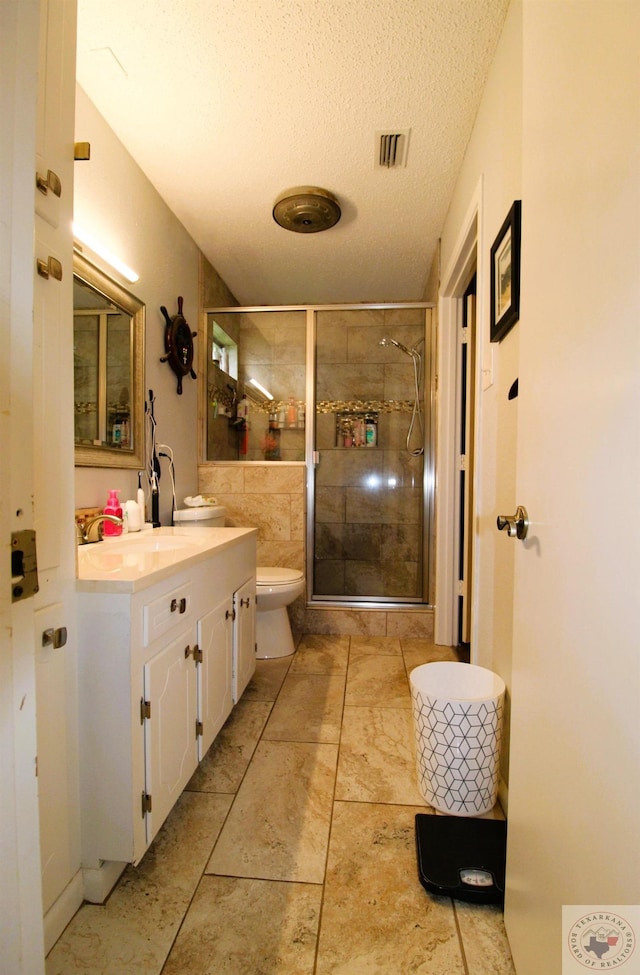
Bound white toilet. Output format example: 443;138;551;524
172;503;227;528
255;566;305;659
172;505;304;660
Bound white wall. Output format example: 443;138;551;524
438;0;522;786
74;85;202;525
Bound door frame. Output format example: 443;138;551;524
435;179;487;652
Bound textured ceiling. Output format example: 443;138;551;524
76;0;509;305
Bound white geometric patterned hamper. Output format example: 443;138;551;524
410;662;505;816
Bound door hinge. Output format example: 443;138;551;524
140;698;151;723
459;454;467;471
192;644;203;664
141;792;152;816
460;325;469;344
195;720;204;738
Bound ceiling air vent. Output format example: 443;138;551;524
376;129;411;168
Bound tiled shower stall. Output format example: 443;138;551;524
201;303;434;626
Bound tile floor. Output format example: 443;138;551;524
47;635;516;975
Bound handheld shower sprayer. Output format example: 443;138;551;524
379;336;420;360
378;336;424;455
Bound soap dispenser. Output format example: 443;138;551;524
103;490;123;536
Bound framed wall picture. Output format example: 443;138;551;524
490;200;521;343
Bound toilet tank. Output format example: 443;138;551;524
173;505;226;528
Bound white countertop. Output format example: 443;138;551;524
76;525;257;594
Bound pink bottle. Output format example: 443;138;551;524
103;490;123;536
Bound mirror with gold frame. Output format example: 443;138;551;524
73;251;145;468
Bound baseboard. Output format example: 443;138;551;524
43;870;84;955
82;859;128;904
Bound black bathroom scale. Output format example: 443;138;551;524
415;814;507;904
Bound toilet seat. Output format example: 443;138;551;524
257;566;304;587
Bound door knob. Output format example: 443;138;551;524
497;505;529;540
36;256;63;281
36;168;62;197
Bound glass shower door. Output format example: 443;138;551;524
311;306;430;603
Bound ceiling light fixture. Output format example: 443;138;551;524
272;186;341;234
73;223;139;283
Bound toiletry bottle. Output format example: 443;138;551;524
365;415;377;446
137;472;146;525
124;499;142;532
287;396;296;428
103;490;123;536
297;401;305;429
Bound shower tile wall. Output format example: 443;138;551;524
315;308;425;599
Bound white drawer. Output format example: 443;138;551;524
143;582;192;646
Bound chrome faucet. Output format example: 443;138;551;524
76;514;123;545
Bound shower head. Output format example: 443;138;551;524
379;337;421;360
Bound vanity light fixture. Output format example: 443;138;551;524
72;223;139;283
248;378;274;400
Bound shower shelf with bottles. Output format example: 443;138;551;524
335;410;378;448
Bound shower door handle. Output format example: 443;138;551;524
497;505;529;540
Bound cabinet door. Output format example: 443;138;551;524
233;577;256;703
197;596;233;759
143;628;198;847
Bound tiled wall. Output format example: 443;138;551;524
198;463;306;571
205;309;307;462
197;461;434;639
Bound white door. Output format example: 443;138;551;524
1;5;44;971
33;0;79;928
504;4;640;973
1;1;76;969
197;596;233;757
144;629;198;846
233;576;256;703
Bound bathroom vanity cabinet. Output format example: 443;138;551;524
76;528;256;889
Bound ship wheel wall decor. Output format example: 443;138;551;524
160;296;197;394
